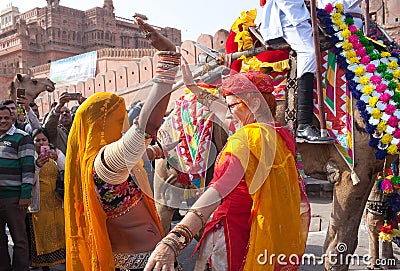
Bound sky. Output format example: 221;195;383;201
2;0;263;41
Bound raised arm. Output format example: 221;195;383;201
181;58;229;127
94;18;181;184
135;17;178;138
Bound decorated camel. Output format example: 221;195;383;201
7;73;55;102
137;5;400;271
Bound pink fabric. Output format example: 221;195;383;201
222;72;274;97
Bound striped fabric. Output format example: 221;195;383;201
0;126;35;199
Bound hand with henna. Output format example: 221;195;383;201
135;17;176;52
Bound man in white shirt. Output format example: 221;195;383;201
260;0;334;144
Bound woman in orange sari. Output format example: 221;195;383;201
64;18;182;271
145;65;310;271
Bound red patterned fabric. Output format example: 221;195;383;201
194;152;251;271
222;71;274;97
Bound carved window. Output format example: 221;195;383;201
62;31;67;40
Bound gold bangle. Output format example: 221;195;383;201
187;209;206;228
174;224;194;241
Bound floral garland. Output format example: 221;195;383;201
318;3;400;159
375;174;400;243
231;9;257;52
376;175;400;195
379;220;400;243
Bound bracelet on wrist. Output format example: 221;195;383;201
187;208;206;228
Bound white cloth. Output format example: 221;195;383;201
194;226;227;271
318;0;364;29
260;0;310;41
25;108;41;134
260;0;316;77
282;21;316;77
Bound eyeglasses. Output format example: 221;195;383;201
227;101;244;112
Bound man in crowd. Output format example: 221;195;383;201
2;99;26;131
0;105;35;271
43;92;73;154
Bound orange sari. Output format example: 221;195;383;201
64;92;162;271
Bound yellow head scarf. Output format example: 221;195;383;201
64;92;127;271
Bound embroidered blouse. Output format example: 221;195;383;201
92;168;143;219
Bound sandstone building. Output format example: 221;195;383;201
0;0;181;76
365;0;400;40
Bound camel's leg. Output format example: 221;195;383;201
365;181;396;269
323;169;377;271
365;211;383;269
381;241;395;269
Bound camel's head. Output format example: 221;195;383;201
9;74;56;103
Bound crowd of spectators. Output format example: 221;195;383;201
0;93;78;270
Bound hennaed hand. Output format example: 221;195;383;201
144;242;176;271
181;57;196;87
16;95;30;111
157;128;181;155
135;17;175;52
48;149;58;160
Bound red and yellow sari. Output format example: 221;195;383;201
195;122;310;271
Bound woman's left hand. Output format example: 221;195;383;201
144;242;176;271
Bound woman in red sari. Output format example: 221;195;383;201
145;63;310;271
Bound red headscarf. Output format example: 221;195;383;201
221;71;274;97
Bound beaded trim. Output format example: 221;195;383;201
366;200;389;216
113;251;151;269
134;120;157;140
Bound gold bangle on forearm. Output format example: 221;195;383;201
153;51;181;85
187;208;206;228
174;224;194;242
